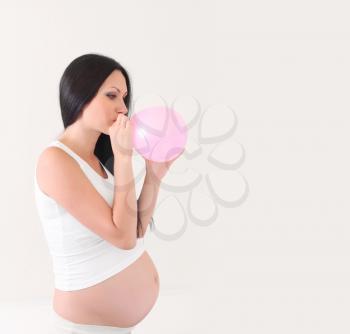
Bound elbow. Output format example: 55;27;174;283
113;217;137;250
122;220;138;250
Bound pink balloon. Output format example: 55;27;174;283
130;106;188;162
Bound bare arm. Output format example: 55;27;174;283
112;155;138;248
137;173;161;238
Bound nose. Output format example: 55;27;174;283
117;98;128;115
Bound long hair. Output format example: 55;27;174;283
58;53;145;238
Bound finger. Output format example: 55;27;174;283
122;116;128;128
117;114;123;125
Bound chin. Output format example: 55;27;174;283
100;127;110;136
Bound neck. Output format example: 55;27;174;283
57;123;101;161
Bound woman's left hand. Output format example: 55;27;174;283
145;156;178;183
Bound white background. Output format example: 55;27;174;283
0;0;349;333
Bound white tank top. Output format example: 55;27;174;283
34;139;146;291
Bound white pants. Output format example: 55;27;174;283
51;310;135;334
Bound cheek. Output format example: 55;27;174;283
92;99;106;113
86;97;117;128
86;100;109;122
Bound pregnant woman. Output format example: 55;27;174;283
34;54;176;333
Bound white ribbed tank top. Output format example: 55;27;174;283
34;139;145;291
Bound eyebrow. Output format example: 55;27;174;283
110;86;128;96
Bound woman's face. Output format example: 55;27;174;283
81;69;129;135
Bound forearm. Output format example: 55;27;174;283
112;156;137;247
137;173;161;237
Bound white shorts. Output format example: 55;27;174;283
51;310;135;334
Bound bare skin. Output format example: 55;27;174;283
49;70;160;327
53;252;160;327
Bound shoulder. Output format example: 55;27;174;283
37;145;79;170
36;146;81;195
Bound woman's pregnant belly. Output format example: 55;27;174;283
53;250;160;327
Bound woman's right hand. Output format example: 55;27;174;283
108;114;133;158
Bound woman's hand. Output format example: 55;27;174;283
145;152;182;183
108;114;133;158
